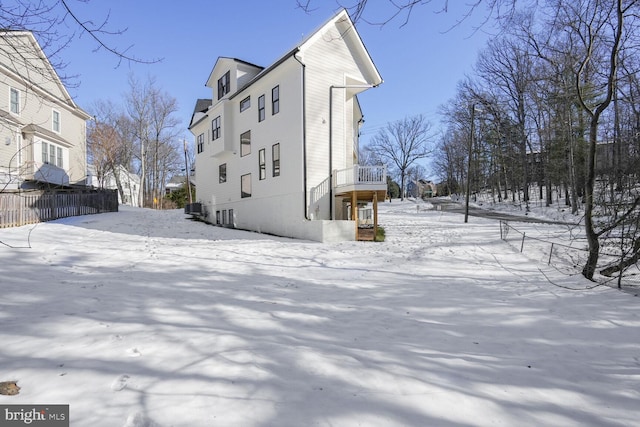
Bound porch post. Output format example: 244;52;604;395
352;191;358;240
373;192;378;241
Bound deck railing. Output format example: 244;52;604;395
333;165;386;188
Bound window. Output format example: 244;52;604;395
241;173;252;198
222;210;228;225
56;147;63;168
42;142;49;164
258;95;265;122
272;85;280;115
216;211;221;225
259;148;266;180
240;96;250;112
10;88;20;114
197;133;204;153
272;143;280;177
212;116;221;140
42;142;64;167
217;71;230;100
219;163;227;183
240;130;251;157
52;110;61;133
228;209;233;226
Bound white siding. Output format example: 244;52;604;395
189;10;380;241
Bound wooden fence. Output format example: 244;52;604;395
0;189;119;228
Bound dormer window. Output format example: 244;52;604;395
217;71;230;100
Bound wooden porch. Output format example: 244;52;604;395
333;165;387;241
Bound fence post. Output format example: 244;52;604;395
520;233;525;252
548;242;554;265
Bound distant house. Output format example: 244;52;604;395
165;175;186;195
407;179;438;199
0;31;91;190
87;164;141;207
188;9;385;242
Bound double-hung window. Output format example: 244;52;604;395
52;110;61;133
42;142;49;164
241;173;252;198
219;163;227;183
197;133;204;153
272;85;280;115
56;147;63;168
259;149;266;180
272;143;280;177
10;88;20;114
217;71;230;100
240;130;251;157
212;116;221;140
258;95;265;122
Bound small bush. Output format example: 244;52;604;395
375;226;385;242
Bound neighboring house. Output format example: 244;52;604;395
165;175;186;195
0;31;91;191
188;9;385;242
407;179;438;199
87;164;141;207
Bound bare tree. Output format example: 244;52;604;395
125;75;181;208
297;0;523;29
367;115;432;201
1;0;158;74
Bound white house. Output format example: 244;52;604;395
0;31;91;190
87;164;141;207
188;9;385;242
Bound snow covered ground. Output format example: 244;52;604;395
1;200;638;426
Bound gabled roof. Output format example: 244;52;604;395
189;98;212;128
298;9;382;85
0;30;90;119
229;8;382;99
205;57;264;88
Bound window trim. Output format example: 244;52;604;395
240;96;251;112
10;87;20;115
41;141;64;168
259;148;266;180
219;163;227;183
197;133;205;153
272;143;280;177
52;109;61;133
272;85;280;115
56;146;63;168
258;94;265;122
240;130;251;157
212;116;221;140
217;71;230;100
42;141;49;164
241;173;252;198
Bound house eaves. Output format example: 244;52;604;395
0;31;91;120
228;8;382;100
229;47;300;100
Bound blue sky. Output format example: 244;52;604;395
57;0;493;159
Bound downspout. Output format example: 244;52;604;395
293;52;309;219
328;84;377;220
